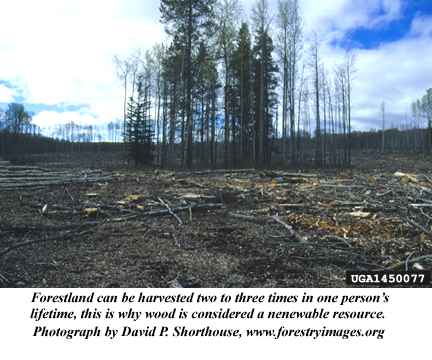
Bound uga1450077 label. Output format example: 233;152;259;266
346;271;429;285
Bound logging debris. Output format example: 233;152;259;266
0;159;116;191
0;151;431;288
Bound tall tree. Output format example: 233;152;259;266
153;42;165;166
160;0;216;168
288;0;303;165
194;40;212;165
252;28;278;165
309;31;321;165
3;103;33;157
232;22;253;165
343;50;356;165
276;0;303;165
334;52;355;166
128;48;143;101
276;0;290;165
251;0;272;167
165;40;186;167
422;88;432;152
113;54;131;148
215;0;242;166
4;103;33;135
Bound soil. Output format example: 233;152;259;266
1;150;431;288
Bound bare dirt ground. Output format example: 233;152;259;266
1;150;431;288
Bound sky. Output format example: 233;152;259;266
0;0;431;136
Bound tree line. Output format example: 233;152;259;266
115;0;367;168
0;103;123;159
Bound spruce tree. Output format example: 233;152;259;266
252;29;278;166
124;76;155;167
232;22;253;165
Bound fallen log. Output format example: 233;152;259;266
0;175;116;190
130;203;224;219
0;161;116;190
0;221;106;258
229;212;266;224
0;221;101;233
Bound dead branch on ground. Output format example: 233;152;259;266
0;221;106;258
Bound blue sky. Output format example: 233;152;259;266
0;0;431;135
345;0;432;49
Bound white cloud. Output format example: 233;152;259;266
301;0;404;36
0;0;431;135
409;13;432;38
0;85;15;103
0;0;163;128
348;14;432;130
33;110;103;130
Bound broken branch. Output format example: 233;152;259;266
272;215;308;243
0;221;106;258
158;197;183;225
229;212;266;224
385;254;432;270
130;203;224;219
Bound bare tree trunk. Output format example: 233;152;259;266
185;0;193;168
310;32;321;165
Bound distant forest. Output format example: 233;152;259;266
1;0;432;167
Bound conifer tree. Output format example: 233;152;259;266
160;0;216;168
232;22;253;165
124;76;155;167
252;28;278;165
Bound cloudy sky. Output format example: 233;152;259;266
0;0;431;136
